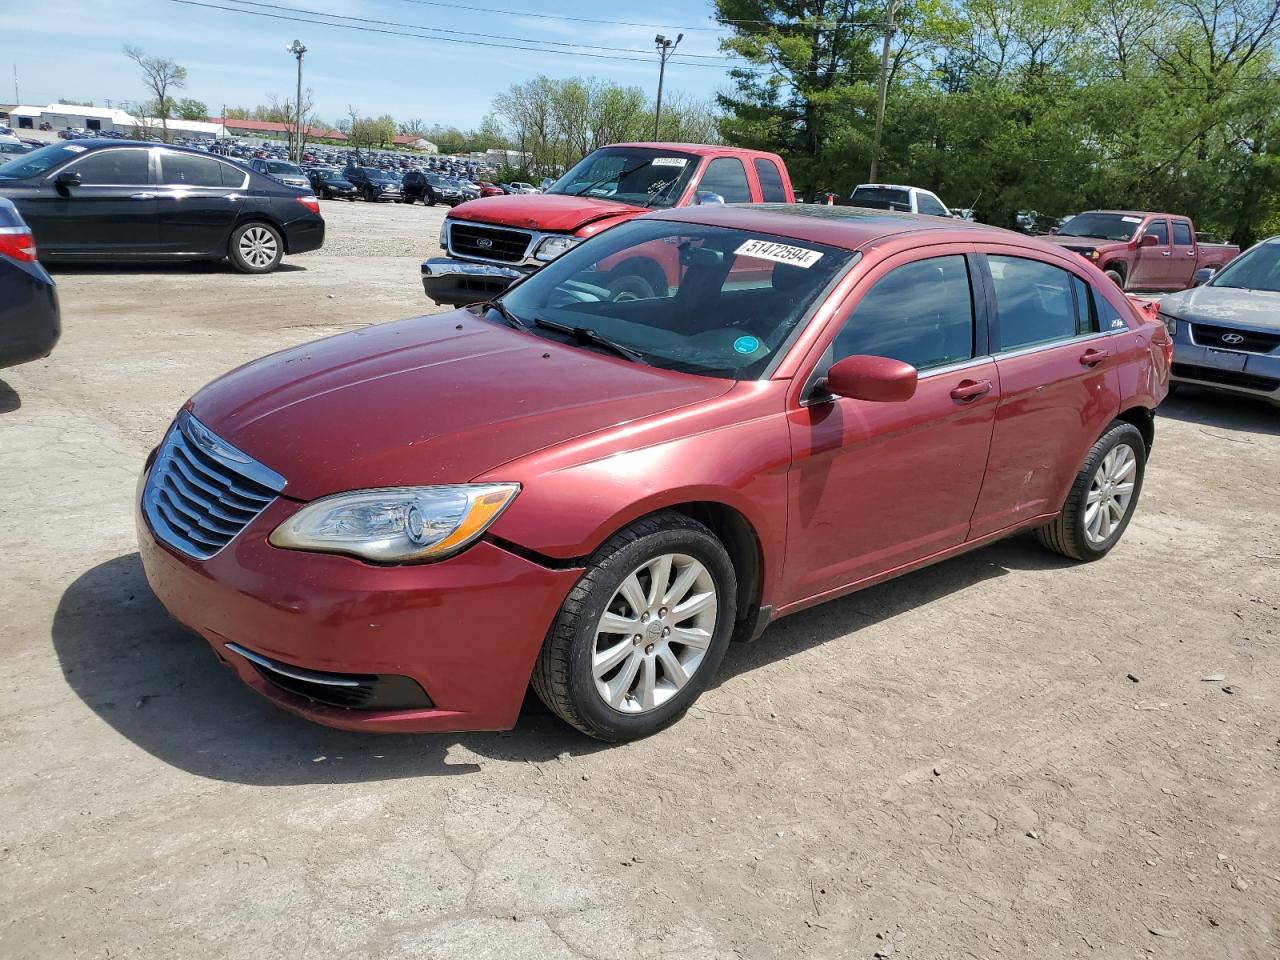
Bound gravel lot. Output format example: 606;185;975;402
2;199;1277;959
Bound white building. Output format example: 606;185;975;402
4;103;226;140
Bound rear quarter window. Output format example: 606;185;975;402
753;159;787;202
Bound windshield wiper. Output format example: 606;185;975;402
479;300;527;330
532;317;648;364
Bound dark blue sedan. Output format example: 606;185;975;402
0;196;59;369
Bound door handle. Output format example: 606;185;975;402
129;192;156;200
1079;347;1110;367
1161;251;1171;256
950;378;993;402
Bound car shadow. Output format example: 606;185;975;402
1157;388;1279;438
0;379;19;413
45;262;307;277
717;533;1072;683
51;554;600;786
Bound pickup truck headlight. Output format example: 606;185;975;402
535;235;584;262
1157;310;1177;336
439;219;450;249
269;484;519;564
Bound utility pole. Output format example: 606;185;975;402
653;33;682;140
868;0;898;183
286;39;307;161
13;62;18;105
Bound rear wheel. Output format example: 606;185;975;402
228;222;283;274
532;513;737;741
1036;421;1146;561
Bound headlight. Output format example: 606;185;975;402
269;484;519;564
1157;310;1177;335
535;235;584;262
439;219;449;249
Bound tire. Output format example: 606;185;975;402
1104;268;1125;289
1036;421;1146;562
426;194;437;207
531;512;738;741
228;221;284;274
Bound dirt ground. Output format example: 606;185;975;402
1;199;1277;960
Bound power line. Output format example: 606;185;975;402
221;0;741;60
166;0;746;67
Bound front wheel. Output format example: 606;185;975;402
1036;421;1146;561
228;221;283;274
1104;268;1125;289
531;513;737;741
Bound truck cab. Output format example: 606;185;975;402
421;142;794;306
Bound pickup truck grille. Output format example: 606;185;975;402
449;223;533;263
1190;323;1280;354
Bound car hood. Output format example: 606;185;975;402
187;311;732;501
1161;284;1280;330
448;193;637;232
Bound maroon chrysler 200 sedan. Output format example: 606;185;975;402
137;205;1171;741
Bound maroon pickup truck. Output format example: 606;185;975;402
1045;210;1239;292
421;142;795;306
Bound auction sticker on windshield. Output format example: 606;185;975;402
735;239;825;268
651;157;688;167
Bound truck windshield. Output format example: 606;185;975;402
849;186;911;211
495;218;856;380
1057;213;1142;242
546;147;700;208
1208;242;1280;292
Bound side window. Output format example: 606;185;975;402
1172;220;1193;246
832;256;975;371
988;255;1079;351
917;193;949;217
160;153;228;187
65;149;150;186
753;159;787;202
699;157;752;203
1094;289;1131;331
1070;275;1096;335
1145;219;1169;245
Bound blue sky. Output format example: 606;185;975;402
8;0;738;128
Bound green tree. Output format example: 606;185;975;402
175;98;208;121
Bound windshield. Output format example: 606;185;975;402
1209;242;1280;292
1056;213;1141;241
317;170;344;181
545;147;699;209
0;143;81;179
850;186;911;211
496;219;855;379
265;161;303;175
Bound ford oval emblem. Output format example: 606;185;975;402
476;238;493;249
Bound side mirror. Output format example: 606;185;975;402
55;171;81;191
823;355;918;403
1192;267;1217;287
695;191;724;206
1140;234;1159;248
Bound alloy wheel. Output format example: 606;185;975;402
238;226;278;269
592;553;718;714
1084;442;1137;544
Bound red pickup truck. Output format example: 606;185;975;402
421;142;794;306
1045;210;1239;292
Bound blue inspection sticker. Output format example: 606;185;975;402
733;335;761;354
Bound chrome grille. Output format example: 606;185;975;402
449;222;533;263
143;411;286;559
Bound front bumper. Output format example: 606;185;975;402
421;256;534;306
137;492;583;733
1170;337;1280;404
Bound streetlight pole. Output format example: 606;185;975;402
653;33;682;140
286;39;307;162
868;0;898;183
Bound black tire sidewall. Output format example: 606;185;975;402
228;222;283;274
1068;423;1146;559
563;523;737;740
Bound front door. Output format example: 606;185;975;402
968;250;1123;537
155;151;243;255
41;147;157;255
783;251;998;605
1129;217;1171;290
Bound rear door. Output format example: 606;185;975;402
1170;218;1197;288
783;249;998;603
968;249;1123;538
155;151;245;255
43;147;157;255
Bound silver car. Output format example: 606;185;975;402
1158;236;1280;405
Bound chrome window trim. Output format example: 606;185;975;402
989;326;1130;362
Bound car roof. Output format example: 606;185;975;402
853;183;925;192
647;203;1018;253
1085;209;1186;219
607;142;781;158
